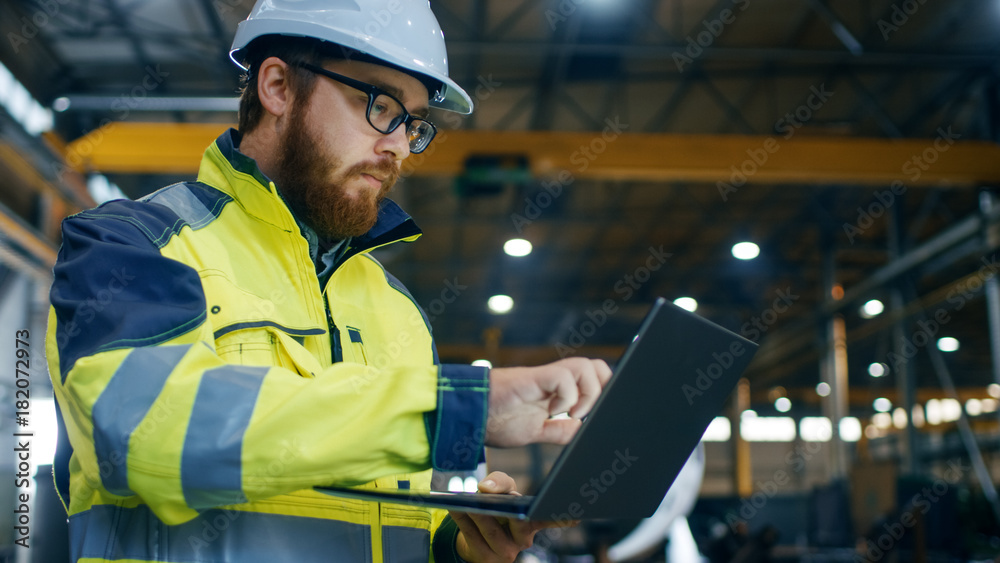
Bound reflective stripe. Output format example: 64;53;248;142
142;182;233;233
92;345;190;496
383;526;430;563
182;365;268;509
70;504;372;562
145;183;214;230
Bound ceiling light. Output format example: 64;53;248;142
966;399;982;417
860;299;884;318
673;297;698;312
774;397;792;412
873;397;892;412
937;337;959;352
52;96;71;112
892;407;908;429
731;241;759;260
503;238;532;257
839;417;862;441
816;382;831;397
487;295;513;314
799;417;832;441
872;412;892;429
925;399;942;425
868;362;887;377
941;398;962;422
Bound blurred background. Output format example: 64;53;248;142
1;0;1000;561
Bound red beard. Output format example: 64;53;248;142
274;101;399;240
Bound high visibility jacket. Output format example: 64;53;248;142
46;129;487;563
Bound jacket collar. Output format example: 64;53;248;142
198;129;422;256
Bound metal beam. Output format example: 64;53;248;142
0;200;57;269
442;42;998;68
67;122;1000;186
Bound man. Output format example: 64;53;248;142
45;1;612;562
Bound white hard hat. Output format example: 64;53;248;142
231;0;473;114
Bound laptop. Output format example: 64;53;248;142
315;297;758;521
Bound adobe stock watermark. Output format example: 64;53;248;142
672;0;752;72
399;73;502;180
55;267;136;348
724;440;824;532
186;440;302;551
738;287;799;342
91;396;178;489
7;0;74;53
947;253;1000;312
549;448;640;523
683;286;799;403
555;245;672;358
842;126;960;244
877;0;931;42
885;251;999;372
544;0;594;30
347;278;467;393
717;85;834;202
55;64;171;181
510;117;629;233
855;460;968;562
424;278;467;324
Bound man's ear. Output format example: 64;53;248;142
257;56;295;119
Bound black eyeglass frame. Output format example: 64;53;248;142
297;62;437;154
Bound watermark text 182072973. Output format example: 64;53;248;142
14;329;33;548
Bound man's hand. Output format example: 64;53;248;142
451;472;577;563
485;358;612;447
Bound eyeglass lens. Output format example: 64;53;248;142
368;93;433;153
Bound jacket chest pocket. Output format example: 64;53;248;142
214;324;324;377
343;326;369;365
203;272;327;375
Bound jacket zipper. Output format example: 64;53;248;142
323;296;343;363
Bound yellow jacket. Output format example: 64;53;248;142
46;129;487;562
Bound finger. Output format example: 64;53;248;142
594;359;613;384
537;417;582;444
479;471;518;494
545;366;580;416
467;512;520;560
450;512;492;560
568;362;603;419
507;519;542;551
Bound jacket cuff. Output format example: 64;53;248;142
432;515;468;563
425;364;489;471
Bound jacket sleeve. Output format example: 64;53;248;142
46;203;488;525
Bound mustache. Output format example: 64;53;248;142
347;157;399;189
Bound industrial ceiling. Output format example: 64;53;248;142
2;0;1000;425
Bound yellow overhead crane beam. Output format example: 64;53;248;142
65;122;1000;187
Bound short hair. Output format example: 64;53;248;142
236;36;332;134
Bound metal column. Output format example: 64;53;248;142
730;377;752;497
890;195;919;475
822;240;849;480
981;193;1000;433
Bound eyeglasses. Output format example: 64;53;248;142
298;63;437;154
